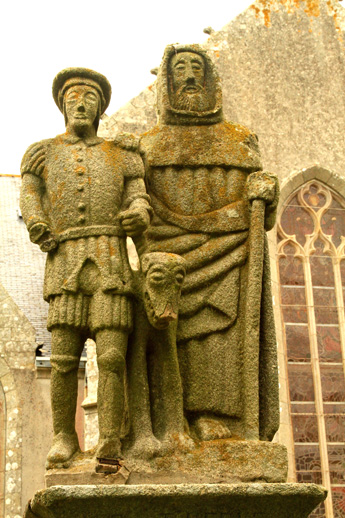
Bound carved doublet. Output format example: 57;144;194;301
23;134;144;237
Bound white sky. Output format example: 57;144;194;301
1;0;253;175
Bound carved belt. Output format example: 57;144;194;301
58;225;125;242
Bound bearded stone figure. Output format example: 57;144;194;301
140;44;280;443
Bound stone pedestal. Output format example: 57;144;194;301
45;440;288;487
24;483;326;518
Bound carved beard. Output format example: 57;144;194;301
171;85;211;112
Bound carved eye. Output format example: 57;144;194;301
149;272;165;284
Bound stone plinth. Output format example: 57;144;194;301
45;440;288;487
24;483;327;518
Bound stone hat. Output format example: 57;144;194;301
52;67;111;114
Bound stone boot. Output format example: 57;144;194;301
46;431;80;469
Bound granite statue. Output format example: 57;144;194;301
127;251;191;459
140;44;280;443
20;68;152;468
21;52;327;518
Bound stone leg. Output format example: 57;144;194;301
127;312;162;459
95;328;128;460
47;326;83;468
151;324;193;451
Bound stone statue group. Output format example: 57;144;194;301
20;44;280;470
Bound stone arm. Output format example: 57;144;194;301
246;171;279;231
119;177;153;238
20;174;58;252
20;141;58;253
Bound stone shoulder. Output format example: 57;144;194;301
20;138;54;177
112;132;140;152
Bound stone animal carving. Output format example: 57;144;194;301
127;252;193;458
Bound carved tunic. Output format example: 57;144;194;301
21;134;147;332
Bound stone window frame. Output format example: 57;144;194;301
272;166;345;518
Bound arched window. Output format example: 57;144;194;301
277;180;345;518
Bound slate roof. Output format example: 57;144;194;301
0;176;51;354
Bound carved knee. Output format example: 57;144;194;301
50;354;80;374
97;349;125;374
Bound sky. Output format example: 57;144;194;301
1;0;253;175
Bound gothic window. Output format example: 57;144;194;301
277;180;345;518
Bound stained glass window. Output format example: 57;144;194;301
277;180;345;518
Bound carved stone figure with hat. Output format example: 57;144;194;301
20;67;152;468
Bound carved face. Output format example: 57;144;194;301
64;85;100;132
142;253;186;329
169;52;210;112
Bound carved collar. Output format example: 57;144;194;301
62;133;103;147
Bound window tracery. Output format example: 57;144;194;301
277;180;345;518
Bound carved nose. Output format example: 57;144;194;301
77;103;85;112
159;303;177;322
186;75;196;84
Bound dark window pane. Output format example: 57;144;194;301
328;445;345;484
317;326;342;363
321;207;345;248
292;414;319;442
332;487;345;518
324;403;345;414
314;307;339;325
291;403;316;413
310;247;335;287
320;365;345;402
296;471;323;484
282;305;308;323
286;325;311;362
295;444;321;471
279;253;305;286
313;287;336;307
281;286;306;305
325;415;345;442
288;363;315;402
280;200;314;246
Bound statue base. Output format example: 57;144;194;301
45;440;288;487
24;483;326;518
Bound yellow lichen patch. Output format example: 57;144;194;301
250;0;322;27
326;0;345;38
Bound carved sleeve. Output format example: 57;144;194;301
20;141;51;241
122;147;152;211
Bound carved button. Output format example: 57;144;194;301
78;216;86;224
77;157;83;162
77;185;84;191
78;203;86;211
76;167;85;175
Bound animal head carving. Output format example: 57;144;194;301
141;252;186;329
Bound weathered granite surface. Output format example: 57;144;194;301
24;483;327;518
45;440;288;487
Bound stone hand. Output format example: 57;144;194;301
29;222;58;252
119;207;150;237
247;171;277;204
39;236;59;253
